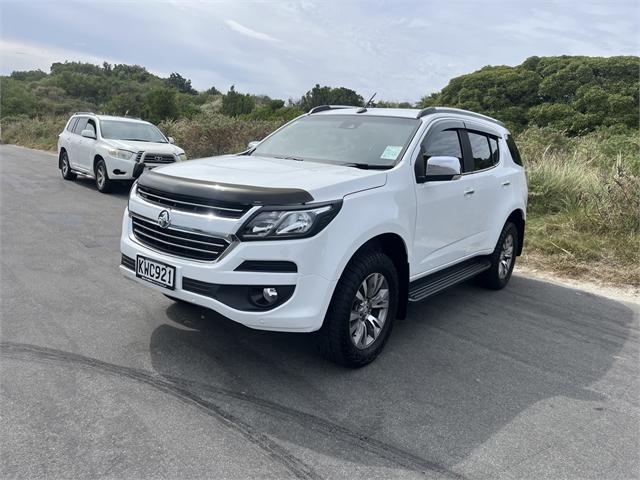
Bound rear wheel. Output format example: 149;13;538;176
316;249;398;368
478;222;518;290
95;159;112;193
60;151;76;180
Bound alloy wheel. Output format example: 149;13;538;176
498;234;514;279
349;272;390;349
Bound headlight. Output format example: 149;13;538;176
238;201;342;240
108;148;135;160
178;153;188;161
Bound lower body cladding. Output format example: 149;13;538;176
119;209;337;332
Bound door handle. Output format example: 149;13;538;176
501;181;511;186
464;188;475;196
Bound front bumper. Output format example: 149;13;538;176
119;209;336;332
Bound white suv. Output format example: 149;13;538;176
119;106;527;367
58;113;186;193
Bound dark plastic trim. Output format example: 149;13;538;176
181;277;295;311
308;105;352;114
235;260;298;273
137;169;314;206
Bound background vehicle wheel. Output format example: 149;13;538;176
60;151;76;180
316;249;398;368
478;222;518;290
95;159;112;193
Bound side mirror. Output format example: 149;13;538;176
167;136;175;144
417;155;461;183
81;129;96;139
247;140;260;150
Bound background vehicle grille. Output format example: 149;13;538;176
131;216;230;261
136;185;251;218
143;153;175;164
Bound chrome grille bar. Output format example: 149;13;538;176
131;216;230;261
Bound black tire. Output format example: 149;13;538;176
316;249;399;368
95;158;112;193
478;222;518;290
60;151;76;180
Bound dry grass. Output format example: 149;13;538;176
518;127;640;287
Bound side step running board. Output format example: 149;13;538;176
408;258;491;302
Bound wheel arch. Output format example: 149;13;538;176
506;209;525;256
339;232;410;320
93;154;104;174
58;148;67;169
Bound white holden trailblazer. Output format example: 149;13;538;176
120;106;527;367
57;113;186;193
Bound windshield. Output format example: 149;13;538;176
100;120;167;143
251;115;419;168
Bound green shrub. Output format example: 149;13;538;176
159;114;283;158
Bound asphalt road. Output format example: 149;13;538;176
1;144;638;480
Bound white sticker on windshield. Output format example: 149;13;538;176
381;145;403;160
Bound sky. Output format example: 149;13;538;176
1;0;638;102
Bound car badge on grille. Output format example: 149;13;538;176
158;210;171;229
154;155;162;161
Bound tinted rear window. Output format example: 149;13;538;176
468;131;493;171
67;118;78;132
505;134;523;166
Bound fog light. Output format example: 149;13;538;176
263;287;278;304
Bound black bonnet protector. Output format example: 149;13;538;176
138;169;314;206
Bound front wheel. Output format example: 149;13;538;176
60;151;76;180
316;249;398;368
95;159;113;193
478;222;518;290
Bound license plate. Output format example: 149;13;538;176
136;255;176;289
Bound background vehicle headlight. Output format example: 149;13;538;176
108;148;135;160
178;153;188;161
239;202;342;240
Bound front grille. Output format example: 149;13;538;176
131;215;230;261
135;151;144;162
136;185;250;219
121;254;135;270
143;152;175;164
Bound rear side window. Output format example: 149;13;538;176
468;131;493;171
73;117;88;134
423;129;463;167
66;118;78;132
505;134;523;166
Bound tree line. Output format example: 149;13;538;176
1;56;637;134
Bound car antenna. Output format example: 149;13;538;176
357;92;377;113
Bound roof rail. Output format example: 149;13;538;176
417;107;505;127
308;105;352;114
73;111;96;116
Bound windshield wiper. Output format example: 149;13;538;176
122;138;151;142
342;163;392;170
274;155;304;162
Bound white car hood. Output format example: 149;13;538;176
153;155;387;202
104;139;184;155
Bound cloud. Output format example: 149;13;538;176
0;39;118;73
0;1;637;102
224;20;281;43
